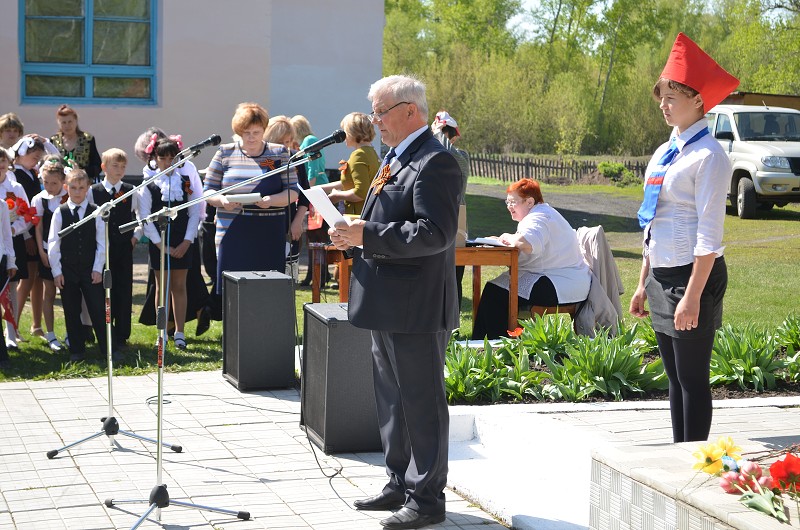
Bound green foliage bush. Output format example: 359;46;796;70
597;161;640;187
446;315;800;404
710;324;786;392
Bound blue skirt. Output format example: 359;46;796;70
216;211;287;293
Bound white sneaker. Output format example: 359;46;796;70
5;336;17;349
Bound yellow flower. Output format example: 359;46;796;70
715;436;742;461
693;442;725;474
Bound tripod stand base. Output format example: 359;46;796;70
105;484;250;529
46;416;183;459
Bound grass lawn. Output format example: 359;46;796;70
1;177;797;381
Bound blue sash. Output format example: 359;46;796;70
637;127;709;228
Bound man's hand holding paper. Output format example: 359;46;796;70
329;218;365;250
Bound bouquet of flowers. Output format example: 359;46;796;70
693;437;800;523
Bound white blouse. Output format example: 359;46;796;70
490;203;591;304
644;119;731;268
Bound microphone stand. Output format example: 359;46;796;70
105;150;320;528
45;153;192;460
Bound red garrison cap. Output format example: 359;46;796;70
660;32;740;112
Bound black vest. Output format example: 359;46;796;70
91;182;135;246
146;176;190;247
59;203;98;269
40;195;65;249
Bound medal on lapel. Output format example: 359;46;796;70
371;164;392;195
370;157;399;196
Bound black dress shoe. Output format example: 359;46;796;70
380;507;446;529
353;490;406;511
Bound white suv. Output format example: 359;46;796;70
706;104;800;218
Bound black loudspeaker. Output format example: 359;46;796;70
222;271;295;390
301;303;382;454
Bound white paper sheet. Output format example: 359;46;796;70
467;237;508;247
222;192;262;205
301;187;348;227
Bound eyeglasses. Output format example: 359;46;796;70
505;199;521;207
368;101;411;122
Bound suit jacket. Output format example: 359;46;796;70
348;128;461;333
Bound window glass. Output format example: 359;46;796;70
94;77;151;99
94;0;148;18
25;19;83;63
717;114;732;134
93;21;150;65
22;0;156;103
25;0;83;17
26;75;84;97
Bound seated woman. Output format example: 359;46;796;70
472;178;591;339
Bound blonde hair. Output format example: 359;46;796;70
231;102;269;136
290;115;313;144
40;155;67;179
0;113;23;134
102;147;127;165
66;168;90;185
340;112;375;144
264;115;295;145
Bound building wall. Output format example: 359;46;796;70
1;0;384;171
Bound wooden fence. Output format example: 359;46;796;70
469;154;648;184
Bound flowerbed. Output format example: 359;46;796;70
445;313;800;404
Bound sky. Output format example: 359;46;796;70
509;0;540;40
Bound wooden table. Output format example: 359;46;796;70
311;244;519;330
310;243;350;303
455;246;519;331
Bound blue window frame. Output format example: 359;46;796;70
19;0;157;105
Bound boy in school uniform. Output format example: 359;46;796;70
48;169;106;362
90;148;139;351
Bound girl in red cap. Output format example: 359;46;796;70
630;33;739;443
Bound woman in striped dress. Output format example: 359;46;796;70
203;102;299;290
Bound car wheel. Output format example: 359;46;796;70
737;177;757;219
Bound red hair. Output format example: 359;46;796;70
507;178;543;205
56;104;78;119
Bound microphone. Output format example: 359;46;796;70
290;130;346;160
186;134;222;153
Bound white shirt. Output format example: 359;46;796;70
138;161;203;245
644;119;731;268
490;203;591;304
31;188;67;251
0;197;15;271
47;198;105;277
0;177;31;238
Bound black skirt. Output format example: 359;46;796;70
645;256;727;339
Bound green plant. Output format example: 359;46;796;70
514;314;578;363
710;324;786;391
444;337;548;403
597;161;639;187
775;313;800;352
536;326;660;402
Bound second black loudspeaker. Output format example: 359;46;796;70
301;303;381;454
223;271;295;390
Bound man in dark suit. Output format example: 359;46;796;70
329;75;461;530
